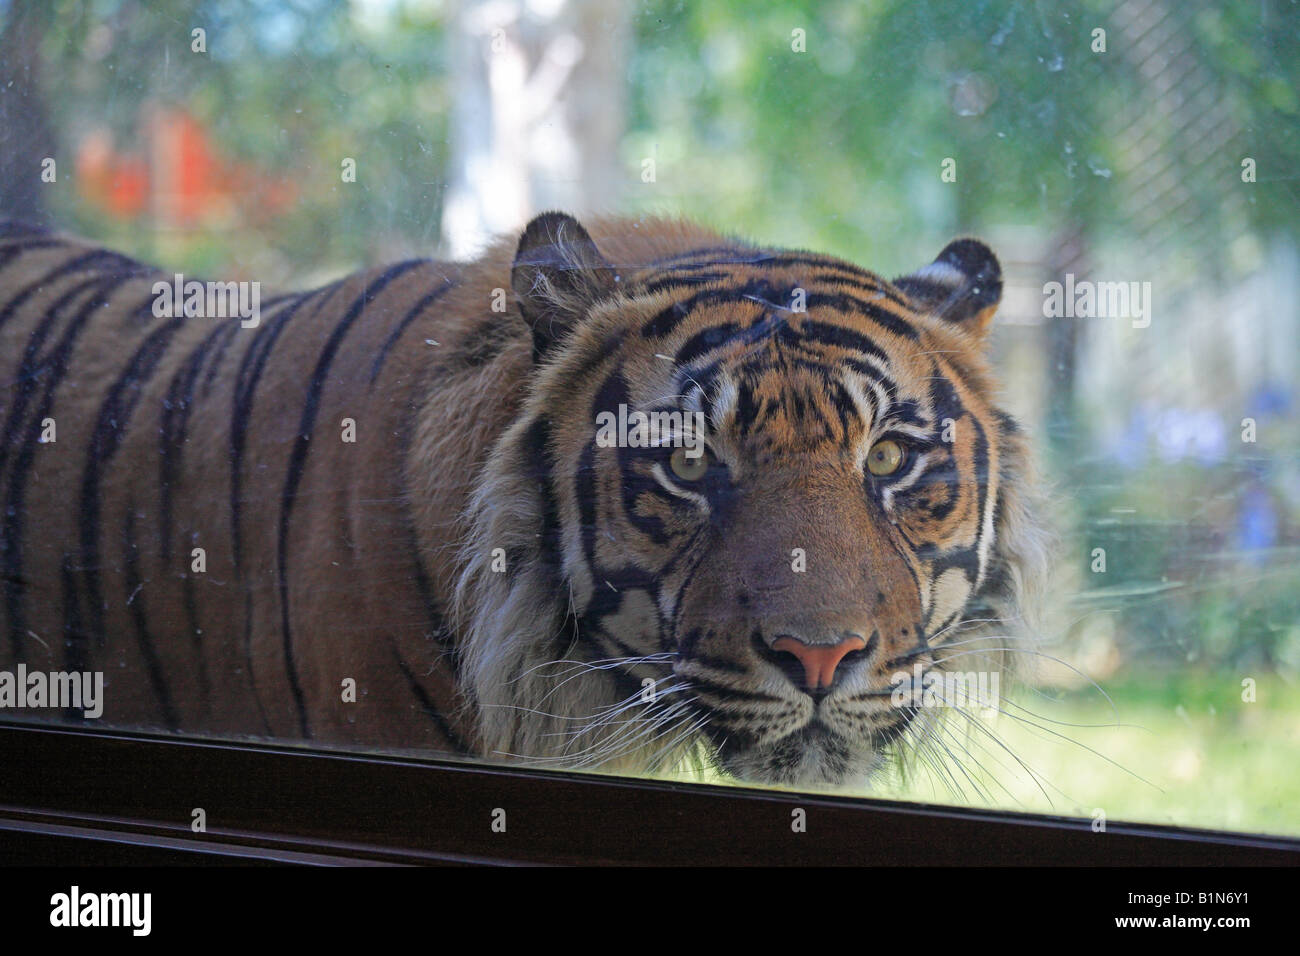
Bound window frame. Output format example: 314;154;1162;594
1;723;1297;865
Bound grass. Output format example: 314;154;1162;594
870;672;1300;838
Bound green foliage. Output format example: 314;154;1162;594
629;0;1300;267
37;0;451;281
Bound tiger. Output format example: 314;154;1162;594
0;212;1049;788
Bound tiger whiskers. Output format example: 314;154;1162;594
553;685;698;759
490;678;707;773
888;666;1158;809
527;697;704;772
879;610;1159;808
946;703;1071;806
924;709;1044;806
477;673;684;726
929;718;1027;805
570;697;704;769
637;710;714;774
962;692;1159;790
890;700;1060;806
521;652;677;704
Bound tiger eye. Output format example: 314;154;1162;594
866;439;905;477
669;446;709;482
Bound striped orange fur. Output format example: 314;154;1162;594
0;214;1049;786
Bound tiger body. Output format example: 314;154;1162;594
1;221;493;750
0;215;1047;786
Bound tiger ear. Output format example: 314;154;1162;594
512;211;616;363
894;238;1002;338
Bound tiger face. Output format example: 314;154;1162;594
457;213;1048;788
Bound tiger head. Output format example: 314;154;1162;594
455;213;1049;788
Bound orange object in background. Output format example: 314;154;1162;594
75;105;297;227
75;128;149;219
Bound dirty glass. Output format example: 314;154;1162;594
0;0;1297;840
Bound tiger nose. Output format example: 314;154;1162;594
771;634;868;695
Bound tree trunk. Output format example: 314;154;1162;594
440;0;628;258
0;0;57;225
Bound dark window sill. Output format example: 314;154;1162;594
1;723;1296;866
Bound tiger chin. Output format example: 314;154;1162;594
0;213;1049;791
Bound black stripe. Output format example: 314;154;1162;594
884;398;927;428
567;625;650;707
229;283;341;566
123;503;180;729
631;272;731;297
520;416;566;602
678;649;748;675
0;275;111;474
783;318;895;368
159;320;235;563
572;378;672;669
828;379;859;445
577;612;660;696
519;415;575;658
168;315;237;697
683;361;725;421
687;674;785;704
648;245;764;267
0;238;66;277
973;479;1011;607
641;249;910;307
800;295;918;341
673;322;749;372
879;493;927;628
367;273;457;385
769;254;897;286
924;542;982;584
577;565;664;659
582;374;621;568
924;367;971;524
276;260;426;738
994;409;1020;436
734;380;760;437
672;311;787;368
395;394;462;673
967;395;991;578
640;279;785;339
78;311;187;650
568;326;628;381
800;268;907;306
615;419;674;547
662;531;711;644
0;250;142;333
2;278;142;657
197;320;240;398
394;655;474;754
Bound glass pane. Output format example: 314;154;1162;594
1;0;1296;840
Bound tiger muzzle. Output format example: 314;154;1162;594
676;469;921;699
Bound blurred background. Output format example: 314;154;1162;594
1;0;1297;836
